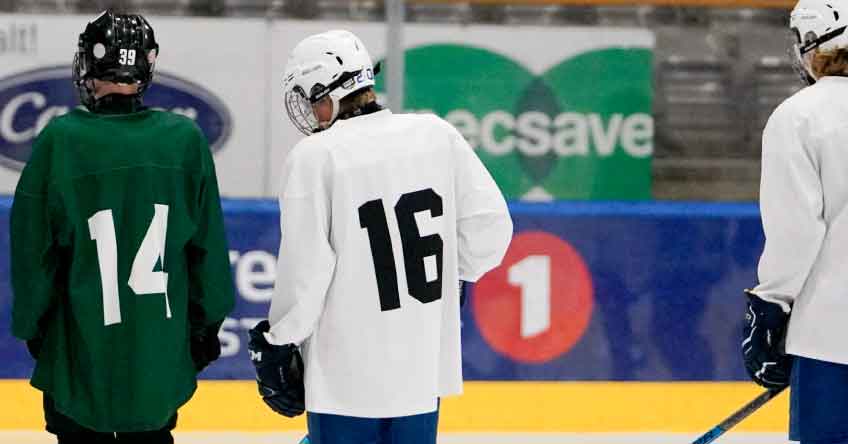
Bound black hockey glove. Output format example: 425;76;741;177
742;291;793;389
26;336;44;360
459;281;467;308
248;320;305;418
191;321;224;372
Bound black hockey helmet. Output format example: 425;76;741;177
73;10;159;109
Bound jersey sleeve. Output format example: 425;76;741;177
186;128;236;328
10;125;61;340
449;122;513;282
266;141;336;346
751;102;826;312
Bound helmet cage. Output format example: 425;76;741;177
72;49;96;108
285;85;321;135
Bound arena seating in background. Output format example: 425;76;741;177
654;56;752;200
407;2;469;23
655;56;742;159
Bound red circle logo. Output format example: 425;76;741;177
472;231;594;364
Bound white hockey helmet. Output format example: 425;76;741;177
790;0;848;83
283;30;378;135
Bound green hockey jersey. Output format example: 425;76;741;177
10;107;235;432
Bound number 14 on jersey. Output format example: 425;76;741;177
88;204;171;326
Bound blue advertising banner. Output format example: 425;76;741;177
0;198;763;381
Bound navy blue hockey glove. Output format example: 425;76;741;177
248;320;305;418
742;291;793;389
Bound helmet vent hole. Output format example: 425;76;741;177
835;11;841;20
336;56;343;65
93;43;106;59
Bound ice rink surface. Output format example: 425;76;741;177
0;431;790;444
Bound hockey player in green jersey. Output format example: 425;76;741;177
9;10;235;444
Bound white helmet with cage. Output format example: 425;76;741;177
283;30;378;135
790;0;848;84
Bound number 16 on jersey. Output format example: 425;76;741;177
358;188;444;312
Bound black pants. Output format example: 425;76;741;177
44;395;177;444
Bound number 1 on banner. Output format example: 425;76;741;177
88;204;171;326
508;255;551;338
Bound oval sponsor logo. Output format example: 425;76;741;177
0;65;232;170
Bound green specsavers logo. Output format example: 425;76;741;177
376;44;654;200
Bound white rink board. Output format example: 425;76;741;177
0;14;269;197
0;431;790;444
0;14;652;198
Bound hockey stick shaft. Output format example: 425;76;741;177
690;386;787;444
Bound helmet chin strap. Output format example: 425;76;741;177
799;25;848;54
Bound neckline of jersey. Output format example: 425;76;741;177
333;108;392;129
72;107;156;120
817;76;848;83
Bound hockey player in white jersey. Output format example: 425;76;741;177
246;30;513;444
742;0;848;442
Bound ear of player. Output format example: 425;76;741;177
248;320;306;417
741;291;793;389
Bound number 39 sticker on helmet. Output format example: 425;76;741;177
73;10;160;109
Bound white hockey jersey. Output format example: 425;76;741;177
265;109;513;418
752;76;848;365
